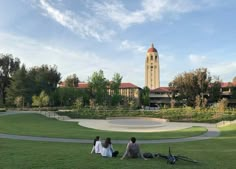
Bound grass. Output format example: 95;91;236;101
0;113;207;140
0;124;236;169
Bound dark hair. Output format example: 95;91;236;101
103;137;111;148
130;137;136;143
93;136;100;146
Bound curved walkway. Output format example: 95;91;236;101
0;111;220;144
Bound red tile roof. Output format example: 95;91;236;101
76;82;140;89
221;82;236;88
151;87;171;93
119;83;140;89
78;83;88;89
147;43;157;53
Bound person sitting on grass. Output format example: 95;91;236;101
120;137;147;160
101;137;119;157
91;136;102;154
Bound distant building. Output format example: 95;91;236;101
145;43;160;89
59;82;141;106
220;82;236;105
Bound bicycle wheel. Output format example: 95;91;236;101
176;155;199;163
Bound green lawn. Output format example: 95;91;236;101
0;113;207;140
0;124;236;169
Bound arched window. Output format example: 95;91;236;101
151;55;153;60
155;55;157;60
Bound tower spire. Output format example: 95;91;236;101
151;43;154;48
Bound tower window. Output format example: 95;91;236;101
151;55;153;60
155;55;157;60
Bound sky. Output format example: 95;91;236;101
0;0;236;87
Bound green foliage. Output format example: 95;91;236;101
32;91;49;108
208;79;221;103
28;65;61;96
6;65;30;106
51;87;89;106
0;54;20;105
64;74;79;87
141;86;150;106
110;73;122;106
169;68;212;106
88;70;109;106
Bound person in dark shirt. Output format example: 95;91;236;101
120;137;147;160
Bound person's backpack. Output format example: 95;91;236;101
143;152;154;158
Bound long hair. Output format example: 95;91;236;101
103;137;111;148
93;136;100;146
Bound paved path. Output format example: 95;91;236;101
0;111;220;144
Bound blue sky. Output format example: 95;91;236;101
0;0;236;87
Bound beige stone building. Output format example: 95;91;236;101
145;43;160;89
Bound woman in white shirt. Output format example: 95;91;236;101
91;136;102;154
101;137;119;157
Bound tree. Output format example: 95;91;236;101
32;91;49;109
74;97;83;110
169;68;211;106
28;65;61;96
64;74;79;87
110;73;122;106
0;54;20;105
14;96;24;108
233;76;236;83
6;65;30;106
208;78;221;103
141;86;150;106
217;98;228;113
88;70;109;106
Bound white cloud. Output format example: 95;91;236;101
93;0;207;29
189;54;207;64
38;0;115;41
120;40;146;53
209;62;236;82
0;32;144;86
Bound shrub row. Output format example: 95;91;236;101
57;107;236;123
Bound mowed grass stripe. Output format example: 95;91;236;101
0;124;235;169
0;113;207;140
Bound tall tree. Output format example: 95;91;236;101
110;73;122;106
88;70;109;106
6;65;30;106
233;76;236;83
208;78;221;103
169;68;211;106
141;86;150;106
64;74;79;87
0;54;20;105
28;65;61;96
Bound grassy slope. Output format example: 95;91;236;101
0;113;207;140
0;124;236;169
